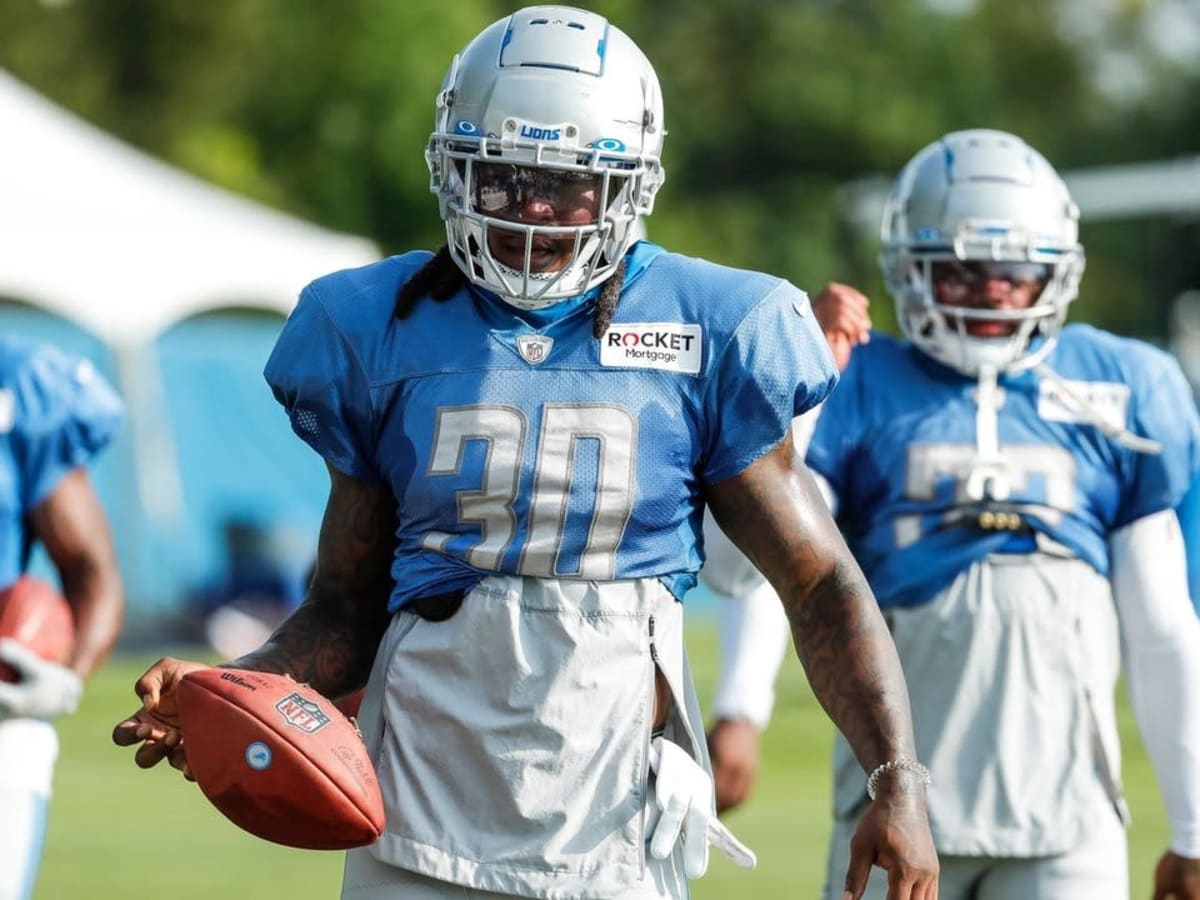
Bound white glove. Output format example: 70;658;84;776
648;736;757;878
0;639;83;719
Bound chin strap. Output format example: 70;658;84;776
966;364;1015;501
967;363;1162;503
1035;363;1163;455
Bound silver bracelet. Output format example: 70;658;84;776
866;758;931;800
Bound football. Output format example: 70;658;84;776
176;667;385;850
0;576;75;683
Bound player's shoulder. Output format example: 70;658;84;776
0;334;42;382
0;335;91;398
302;251;432;326
1054;323;1184;386
0;337;121;436
287;251;449;381
0;333;72;372
839;331;916;385
634;248;800;326
851;331;910;365
643;248;783;294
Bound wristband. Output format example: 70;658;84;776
866;758;931;800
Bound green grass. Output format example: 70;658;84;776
37;629;1170;899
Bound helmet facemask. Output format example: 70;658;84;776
428;131;659;309
880;130;1086;376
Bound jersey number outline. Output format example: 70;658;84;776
895;443;1076;547
422;403;637;579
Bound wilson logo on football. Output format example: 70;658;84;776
275;692;332;734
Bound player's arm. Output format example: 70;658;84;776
706;278;857;813
706;433;937;899
1109;509;1200;898
30;467;124;679
0;467;123;720
705;407;823;814
228;463;395;695
112;463;395;769
708;281;866;732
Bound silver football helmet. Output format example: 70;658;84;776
426;6;666;309
880;129;1086;375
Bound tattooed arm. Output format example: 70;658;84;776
706;435;938;900
230;464;396;694
112;464;396;770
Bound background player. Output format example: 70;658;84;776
722;127;1200;899
113;7;938;899
0;336;125;900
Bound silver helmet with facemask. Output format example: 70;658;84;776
880;129;1086;376
426;6;666;310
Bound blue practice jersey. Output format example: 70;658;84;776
1176;473;1200;613
266;242;837;611
807;325;1200;608
0;337;124;587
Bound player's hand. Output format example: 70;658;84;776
647;737;757;877
843;775;938;900
813;282;871;372
707;717;760;814
111;656;209;779
1152;850;1200;899
0;639;83;719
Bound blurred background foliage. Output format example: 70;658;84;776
2;0;1198;339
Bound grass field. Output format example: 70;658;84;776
37;628;1170;899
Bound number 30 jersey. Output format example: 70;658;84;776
807;326;1200;608
266;242;836;611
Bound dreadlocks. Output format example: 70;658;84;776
592;258;626;339
394;244;627;340
393;246;465;320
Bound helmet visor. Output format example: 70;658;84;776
471;163;614;225
930;260;1052;299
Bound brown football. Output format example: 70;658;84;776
0;576;74;682
176;667;385;850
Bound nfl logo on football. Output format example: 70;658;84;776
275;692;332;734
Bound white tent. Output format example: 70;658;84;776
0;68;380;345
840;155;1200;234
0;70;381;614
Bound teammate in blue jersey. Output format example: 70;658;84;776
0;337;125;900
112;7;937;900
717;128;1200;900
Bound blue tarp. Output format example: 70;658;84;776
1;303;324;616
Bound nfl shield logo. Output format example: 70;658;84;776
516;334;553;366
275;692;332;734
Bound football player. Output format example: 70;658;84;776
113;6;938;899
0;337;124;900
719;128;1200;900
